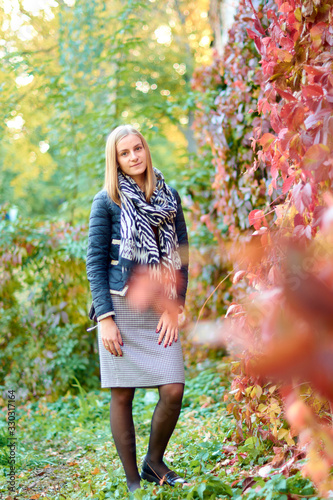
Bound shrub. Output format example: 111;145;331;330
0;207;98;401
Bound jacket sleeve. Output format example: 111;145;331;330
172;188;189;311
86;191;115;321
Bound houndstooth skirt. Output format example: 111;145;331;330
97;294;185;388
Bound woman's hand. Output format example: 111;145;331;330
157;310;178;347
100;316;123;356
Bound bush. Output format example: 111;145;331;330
0;207;99;401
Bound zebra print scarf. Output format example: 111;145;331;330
118;166;182;299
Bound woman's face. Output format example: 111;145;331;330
116;134;147;187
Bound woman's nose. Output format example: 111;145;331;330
130;150;138;160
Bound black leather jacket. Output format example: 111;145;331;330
86;187;189;320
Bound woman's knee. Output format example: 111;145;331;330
159;383;184;406
111;387;135;406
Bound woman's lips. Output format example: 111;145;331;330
131;162;141;167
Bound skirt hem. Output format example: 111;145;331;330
101;380;186;389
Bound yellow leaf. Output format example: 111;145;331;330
250;387;257;398
255;385;262;398
91;467;100;475
269;403;281;413
276;49;293;62
258;404;267;412
285;435;295;446
245;386;253;397
277;428;289;440
269;412;276;421
226;403;234;413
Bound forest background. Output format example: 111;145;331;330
1;0;333;498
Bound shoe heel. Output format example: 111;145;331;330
141;470;161;484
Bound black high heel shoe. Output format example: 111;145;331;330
141;457;191;487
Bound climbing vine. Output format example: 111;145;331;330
191;0;333;494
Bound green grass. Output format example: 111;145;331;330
0;359;321;499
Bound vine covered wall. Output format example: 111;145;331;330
191;0;333;494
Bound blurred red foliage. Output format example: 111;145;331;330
125;264;184;317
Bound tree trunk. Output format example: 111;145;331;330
209;0;239;56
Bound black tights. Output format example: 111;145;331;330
110;383;184;491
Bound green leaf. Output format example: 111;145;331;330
197;482;206;499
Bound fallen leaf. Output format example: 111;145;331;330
258;464;272;477
242;476;257;492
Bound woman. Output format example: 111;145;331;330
86;125;189;492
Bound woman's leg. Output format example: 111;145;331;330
145;383;184;476
110;387;141;491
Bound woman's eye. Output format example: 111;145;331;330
136;147;142;151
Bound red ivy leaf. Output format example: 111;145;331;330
247;0;266;35
292;183;312;215
301;144;330;170
302;183;312;209
289;106;305;130
294;214;304;226
310;23;326;50
302;84;324;99
311;206;326;228
279;2;293;13
303;65;326;77
282;175;296;194
247;28;259;40
246;28;263;53
249;209;266;230
259;133;276;151
304;225;312;239
292;183;304;214
276;88;297;102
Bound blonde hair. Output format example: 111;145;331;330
104;125;156;206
